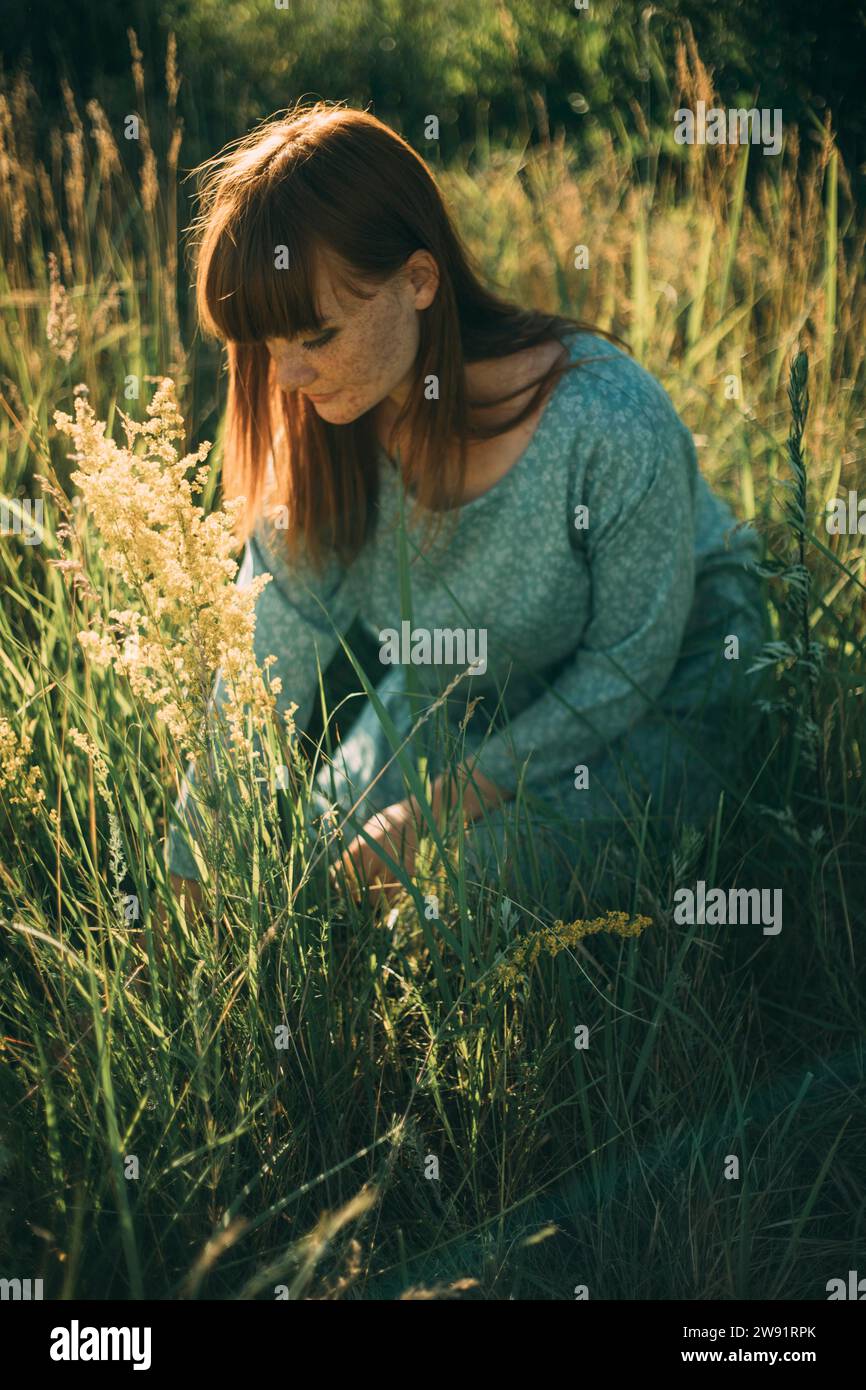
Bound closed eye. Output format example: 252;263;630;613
301;328;337;352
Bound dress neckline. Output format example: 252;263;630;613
377;333;579;517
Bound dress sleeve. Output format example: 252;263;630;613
469;413;698;799
166;516;361;881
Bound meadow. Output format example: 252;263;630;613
0;28;864;1299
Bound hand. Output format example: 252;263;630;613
326;763;512;912
330;799;420;911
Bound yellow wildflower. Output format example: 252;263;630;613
490;911;653;992
67;727;112;805
54;379;279;760
45;250;78;363
0;717;48;818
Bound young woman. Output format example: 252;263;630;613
168;101;766;909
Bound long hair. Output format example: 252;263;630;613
187;100;623;573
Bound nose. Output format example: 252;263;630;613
269;347;320;393
274;361;319;392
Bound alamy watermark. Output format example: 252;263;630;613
673;880;782;935
0;498;43;546
826;1270;866;1299
825;490;866;534
1;1276;43;1299
674;102;783;157
378;621;487;675
49;1321;152;1371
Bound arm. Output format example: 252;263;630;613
334;757;511;907
427;759;512;826
467;415;698;799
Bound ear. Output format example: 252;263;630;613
406;250;439;310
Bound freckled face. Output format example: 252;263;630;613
264;250;438;421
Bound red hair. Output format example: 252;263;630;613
187;100;620;572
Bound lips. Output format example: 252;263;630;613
307;389;338;401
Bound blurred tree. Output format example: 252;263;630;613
3;0;863;175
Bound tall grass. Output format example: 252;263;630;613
0;33;864;1299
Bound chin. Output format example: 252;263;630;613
311;394;363;422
